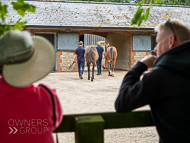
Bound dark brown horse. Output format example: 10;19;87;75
105;43;117;77
85;46;99;81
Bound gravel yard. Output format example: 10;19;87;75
34;69;159;143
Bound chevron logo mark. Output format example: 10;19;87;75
9;127;18;134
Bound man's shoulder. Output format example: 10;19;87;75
98;45;103;49
76;46;83;49
143;66;169;81
96;46;103;48
75;47;81;53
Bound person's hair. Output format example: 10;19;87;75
155;19;190;42
79;41;83;45
97;42;101;45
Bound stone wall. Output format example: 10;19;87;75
134;52;147;64
133;51;150;65
57;50;78;72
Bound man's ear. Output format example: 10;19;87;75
168;35;175;49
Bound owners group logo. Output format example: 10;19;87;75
8;119;48;134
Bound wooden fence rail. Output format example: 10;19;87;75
54;110;155;143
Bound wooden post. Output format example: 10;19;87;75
75;115;105;143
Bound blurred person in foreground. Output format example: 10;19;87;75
115;19;190;143
0;30;63;143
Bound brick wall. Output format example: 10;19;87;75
128;36;134;69
57;51;62;72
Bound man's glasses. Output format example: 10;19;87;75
166;20;177;41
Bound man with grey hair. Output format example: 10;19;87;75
115;19;190;143
96;41;105;75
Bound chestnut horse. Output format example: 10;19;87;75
85;46;99;81
105;43;117;77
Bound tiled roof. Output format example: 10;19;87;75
4;1;190;28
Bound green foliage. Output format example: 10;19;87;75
130;0;190;27
134;0;190;5
14;18;28;30
0;3;8;22
0;0;36;36
130;2;151;27
0;24;13;36
12;0;36;17
186;0;190;5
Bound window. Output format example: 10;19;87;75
35;33;55;49
133;35;157;51
58;33;78;50
133;35;151;51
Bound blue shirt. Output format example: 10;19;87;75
96;45;104;59
75;46;85;62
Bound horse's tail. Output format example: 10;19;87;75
88;47;96;65
110;47;113;60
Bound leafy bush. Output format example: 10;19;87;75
0;0;36;36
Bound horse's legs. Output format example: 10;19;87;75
110;62;113;76
88;64;90;80
112;59;116;77
91;64;94;81
108;62;111;76
112;62;115;77
108;62;110;76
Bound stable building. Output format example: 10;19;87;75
5;1;190;72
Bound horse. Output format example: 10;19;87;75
104;43;117;77
85;46;99;81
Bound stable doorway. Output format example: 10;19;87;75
35;33;57;71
